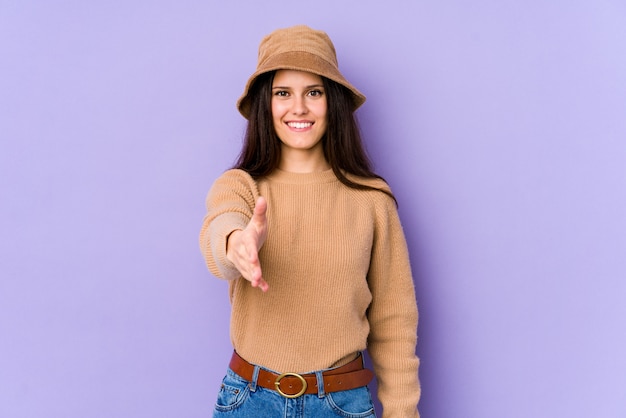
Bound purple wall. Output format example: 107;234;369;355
1;1;625;417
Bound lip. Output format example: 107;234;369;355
285;121;315;131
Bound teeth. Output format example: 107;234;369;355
287;122;312;129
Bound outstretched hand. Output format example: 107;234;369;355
226;197;269;292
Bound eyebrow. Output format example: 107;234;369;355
271;84;325;90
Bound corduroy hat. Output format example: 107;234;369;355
237;25;366;119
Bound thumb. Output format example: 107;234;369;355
251;196;267;224
250;196;268;250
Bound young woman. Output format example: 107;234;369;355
200;25;420;418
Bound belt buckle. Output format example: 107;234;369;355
274;372;307;398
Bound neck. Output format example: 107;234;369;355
279;149;330;173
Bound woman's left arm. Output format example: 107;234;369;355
366;194;421;418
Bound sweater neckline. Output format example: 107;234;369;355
266;168;338;185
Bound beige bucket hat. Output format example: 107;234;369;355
237;25;366;119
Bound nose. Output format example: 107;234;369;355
291;95;308;115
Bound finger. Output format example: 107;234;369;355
251;197;267;226
244;239;261;268
254;196;267;216
237;254;267;292
251;276;269;292
257;279;269;292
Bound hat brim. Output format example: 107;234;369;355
237;51;366;119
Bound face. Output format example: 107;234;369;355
271;70;328;157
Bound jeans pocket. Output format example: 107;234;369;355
214;370;251;412
325;386;376;418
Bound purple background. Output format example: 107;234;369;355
1;1;625;417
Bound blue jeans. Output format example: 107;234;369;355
212;367;377;418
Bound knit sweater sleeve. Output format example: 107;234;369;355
367;192;421;418
199;169;260;280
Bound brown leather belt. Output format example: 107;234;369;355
229;351;374;398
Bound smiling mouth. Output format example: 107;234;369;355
287;122;313;129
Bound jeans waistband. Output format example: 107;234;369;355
229;351;374;398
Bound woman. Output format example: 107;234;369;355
200;25;420;417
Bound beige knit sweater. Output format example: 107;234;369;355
200;168;420;417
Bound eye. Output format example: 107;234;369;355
308;89;324;97
273;90;289;97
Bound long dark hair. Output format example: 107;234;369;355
234;71;396;203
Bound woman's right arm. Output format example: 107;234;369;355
199;170;268;290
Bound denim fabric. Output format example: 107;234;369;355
212;367;376;418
